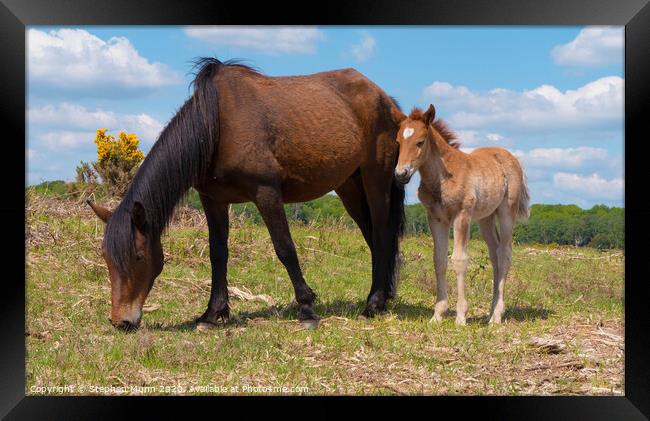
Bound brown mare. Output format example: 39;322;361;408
87;58;405;331
393;105;529;325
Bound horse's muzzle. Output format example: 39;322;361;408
110;318;140;332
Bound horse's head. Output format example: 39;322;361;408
87;200;164;331
394;104;436;184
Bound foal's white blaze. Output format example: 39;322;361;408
403;127;414;139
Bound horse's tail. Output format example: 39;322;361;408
386;175;406;299
514;163;531;222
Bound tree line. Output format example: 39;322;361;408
29;181;624;250
187;190;624;250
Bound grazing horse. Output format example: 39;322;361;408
393;105;529;325
87;58;405;331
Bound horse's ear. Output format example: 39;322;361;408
423;104;436;126
390;106;406;125
132;201;147;232
87;200;112;223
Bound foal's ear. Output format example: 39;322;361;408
132;201;147;232
423;104;436;126
87;200;113;223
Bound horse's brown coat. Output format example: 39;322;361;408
89;61;405;329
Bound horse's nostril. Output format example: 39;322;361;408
113;320;138;332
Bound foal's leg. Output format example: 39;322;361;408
428;214;450;322
451;212;471;325
478;213;500;321
489;204;514;324
255;186;318;325
196;198;230;328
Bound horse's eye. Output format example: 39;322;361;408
135;251;145;262
416;140;425;148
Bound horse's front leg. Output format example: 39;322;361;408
196;199;230;329
428;213;450;322
255;185;319;327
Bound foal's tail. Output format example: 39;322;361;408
386;176;406;299
514;164;531;222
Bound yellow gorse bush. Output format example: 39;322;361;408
94;128;145;165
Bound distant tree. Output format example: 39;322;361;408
159;187;625;249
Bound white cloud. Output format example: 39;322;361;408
29;103;164;147
551;26;623;67
422;76;623;132
486;133;504;142
553;172;623;200
28;28;181;96
184;26;325;54
38;131;96;150
455;130;509;147
513;147;609;170
350;33;376;62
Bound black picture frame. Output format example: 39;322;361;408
3;0;649;418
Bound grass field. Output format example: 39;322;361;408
26;193;624;395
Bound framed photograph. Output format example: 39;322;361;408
4;0;649;418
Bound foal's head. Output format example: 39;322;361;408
394;104;437;184
87;200;164;331
394;104;459;184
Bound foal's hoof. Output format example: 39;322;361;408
429;313;444;323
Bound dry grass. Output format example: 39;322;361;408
25;192;624;395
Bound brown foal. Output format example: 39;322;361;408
394;105;530;324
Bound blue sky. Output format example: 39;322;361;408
26;26;624;208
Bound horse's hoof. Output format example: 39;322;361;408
362;304;385;318
455;317;467;326
299;319;320;330
361;308;374;318
197;307;229;327
196;321;218;332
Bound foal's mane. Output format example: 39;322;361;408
408;107;460;149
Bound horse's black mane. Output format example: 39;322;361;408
105;57;252;275
389;96;402;112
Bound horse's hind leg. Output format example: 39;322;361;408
478;213;500;321
360;166;396;317
451;211;471;325
490;202;514;324
335;173;372;249
197;198;230;328
255;185;319;326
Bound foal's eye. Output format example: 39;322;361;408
135;251;145;262
416;140;425;148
